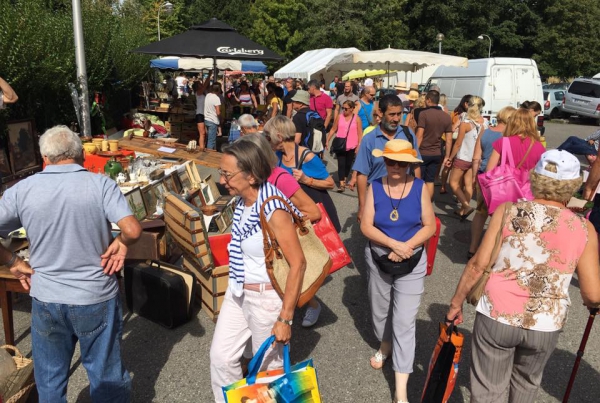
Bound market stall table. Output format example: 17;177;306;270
118;137;222;168
0;239;30;345
84;150;136;173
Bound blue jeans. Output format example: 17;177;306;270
205;120;219;150
557;136;596;156
32;295;131;403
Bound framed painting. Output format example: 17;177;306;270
188;188;205;208
172;171;183;194
0;149;12;177
7;119;38;174
216;214;229;233
162;173;178;194
200;183;215;205
142;185;157;216
203;174;221;200
178;169;192;192
125;187;147;221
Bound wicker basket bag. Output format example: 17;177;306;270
1;345;34;403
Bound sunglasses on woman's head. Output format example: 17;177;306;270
384;158;410;167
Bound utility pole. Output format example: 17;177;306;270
71;0;92;137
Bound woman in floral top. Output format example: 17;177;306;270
446;149;600;403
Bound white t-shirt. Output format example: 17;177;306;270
240;205;272;284
204;93;221;124
175;76;186;87
196;93;205;115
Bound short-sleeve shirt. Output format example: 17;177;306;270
276;151;330;180
310;93;333;120
479;128;503;173
268;167;301;199
358;100;374;130
292;107;311;140
491;136;546;171
417;107;453;156
337;93;359;108
0;164;133;305
204;93;221;124
282;89;296;116
352;125;422;183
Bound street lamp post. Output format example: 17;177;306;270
436;33;445;54
157;1;174;41
478;34;492;58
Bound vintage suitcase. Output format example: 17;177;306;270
124;261;197;329
125;229;165;260
164;191;214;269
182;234;231;321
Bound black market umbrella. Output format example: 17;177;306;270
132;18;283;62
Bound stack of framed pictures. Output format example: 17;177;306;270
1;119;41;185
187;174;235;233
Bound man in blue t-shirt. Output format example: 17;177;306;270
351;94;421;222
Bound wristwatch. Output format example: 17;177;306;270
276;315;293;326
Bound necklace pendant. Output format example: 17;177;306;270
390;209;399;222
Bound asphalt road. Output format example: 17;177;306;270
5;119;600;402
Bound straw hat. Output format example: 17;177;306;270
394;81;409;91
409;82;419;91
372;139;422;163
408;90;419;101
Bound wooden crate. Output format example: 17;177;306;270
183;257;228;321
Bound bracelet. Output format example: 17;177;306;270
276;315;293;326
4;252;17;268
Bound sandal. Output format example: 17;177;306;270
337;181;346;193
370;350;388;370
460;208;475;222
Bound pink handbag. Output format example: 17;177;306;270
478;137;534;214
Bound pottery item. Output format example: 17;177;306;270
82;143;97;155
101;140;109;152
104;157;123;179
108;140;119;152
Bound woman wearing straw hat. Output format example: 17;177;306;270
360;139;436;403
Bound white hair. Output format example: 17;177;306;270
238;114;258;128
39;125;82;163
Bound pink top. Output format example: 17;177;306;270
477;202;588;331
336;114;359;151
310;93;333;120
491;135;545;170
267;167;300;199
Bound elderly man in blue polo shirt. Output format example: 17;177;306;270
352;94;421;222
0;126;142;402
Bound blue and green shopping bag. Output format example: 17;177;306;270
222;335;322;403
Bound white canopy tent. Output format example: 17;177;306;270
274;48;360;82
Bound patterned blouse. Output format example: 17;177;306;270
477;201;588;331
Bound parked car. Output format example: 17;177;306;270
543;89;565;119
543;82;570;91
561;78;600;124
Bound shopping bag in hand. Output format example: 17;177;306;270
222;335;322;403
421;321;464;403
314;203;352;274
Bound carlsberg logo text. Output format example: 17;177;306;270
217;47;264;56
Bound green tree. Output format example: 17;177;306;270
533;0;600;77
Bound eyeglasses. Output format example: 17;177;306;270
343;107;352;111
217;169;243;181
369;93;376;96
384;158;410;167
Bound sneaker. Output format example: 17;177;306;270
302;302;322;327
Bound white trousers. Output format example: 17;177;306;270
210;287;283;402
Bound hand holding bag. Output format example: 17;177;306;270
313;203;352;274
465;202;512;306
259;196;332;307
421;320;464;403
222;335;322;403
477;137;534;214
330;115;354;154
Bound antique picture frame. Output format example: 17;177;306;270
187;188;205;208
7;119;37;174
142;184;157;217
178;169;191;192
204;174;221;200
125;187;147;221
171;171;183;194
0;149;12;178
215;213;228;233
200;183;214;205
162;173;178;194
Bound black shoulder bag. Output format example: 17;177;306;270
331;115;355;154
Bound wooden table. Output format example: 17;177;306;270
118;137;222;168
0;266;28;345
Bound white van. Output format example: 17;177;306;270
425;58;544;120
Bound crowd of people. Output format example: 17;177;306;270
1;71;600;403
206;76;600;403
